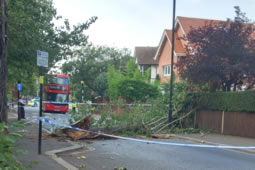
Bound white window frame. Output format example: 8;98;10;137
162;65;171;77
139;65;144;75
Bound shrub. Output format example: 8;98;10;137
107;65;124;100
118;79;159;101
198;90;255;112
0;122;30;169
161;81;196;112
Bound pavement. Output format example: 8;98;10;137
7;107;255;169
172;133;255;154
8;108;82;170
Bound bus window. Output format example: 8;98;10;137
47;93;68;102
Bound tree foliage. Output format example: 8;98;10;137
7;0;97;91
176;6;255;91
118;79;159;101
125;58;137;78
0;0;97;122
107;58;159;101
107;65;124;100
93;72;108;98
62;46;132;101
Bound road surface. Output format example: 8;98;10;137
25;106;255;170
56;138;255;170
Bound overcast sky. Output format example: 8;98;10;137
53;0;255;53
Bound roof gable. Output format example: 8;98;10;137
154;29;185;60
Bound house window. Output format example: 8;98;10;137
163;65;171;77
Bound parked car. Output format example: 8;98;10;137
28;99;40;107
27;100;33;106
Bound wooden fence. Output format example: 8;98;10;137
195;111;255;138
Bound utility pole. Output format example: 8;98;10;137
0;0;8;122
81;81;84;102
38;68;43;154
169;0;176;123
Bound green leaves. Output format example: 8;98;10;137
0;122;26;169
176;7;255;91
62;46;132;101
198;91;255;112
118;79;159;101
7;0;97;95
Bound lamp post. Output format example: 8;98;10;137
17;81;22;120
80;81;84;102
169;0;176;123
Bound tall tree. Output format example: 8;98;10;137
0;0;8;122
62;45;132;100
0;0;97;122
7;0;97;85
177;7;255;91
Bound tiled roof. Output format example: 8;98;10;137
134;47;158;65
177;16;222;35
177;16;255;43
165;29;185;54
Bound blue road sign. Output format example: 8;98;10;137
17;83;22;91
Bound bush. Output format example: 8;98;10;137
118;79;159;101
107;65;124;100
198;90;255;112
0;122;31;169
161;81;196;112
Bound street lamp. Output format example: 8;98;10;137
169;0;176;123
80;81;84;102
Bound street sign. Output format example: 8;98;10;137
17;83;22;91
37;50;48;67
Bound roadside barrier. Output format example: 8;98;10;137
43;101;152;107
39;117;255;150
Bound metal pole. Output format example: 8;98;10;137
169;0;176;123
82;88;84;102
38;67;43;154
17;90;20;120
81;81;84;102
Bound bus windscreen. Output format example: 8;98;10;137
46;93;68;103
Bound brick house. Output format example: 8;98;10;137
154;16;221;83
134;46;158;82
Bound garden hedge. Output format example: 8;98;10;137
198;90;255;112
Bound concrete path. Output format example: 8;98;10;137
8;108;81;170
175;133;255;146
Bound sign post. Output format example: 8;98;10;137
37;50;48;155
17;81;22;120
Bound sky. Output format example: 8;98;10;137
53;0;255;54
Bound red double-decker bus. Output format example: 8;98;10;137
43;74;70;113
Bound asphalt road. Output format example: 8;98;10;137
57;138;255;170
24;106;255;170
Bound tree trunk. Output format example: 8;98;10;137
0;0;8;123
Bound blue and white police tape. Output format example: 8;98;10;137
8;101;17;105
43;101;152;107
39;117;255;150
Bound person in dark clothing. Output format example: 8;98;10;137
18;97;25;119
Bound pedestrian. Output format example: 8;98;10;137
72;101;77;113
18;96;25;119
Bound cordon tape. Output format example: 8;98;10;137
38;117;255;150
